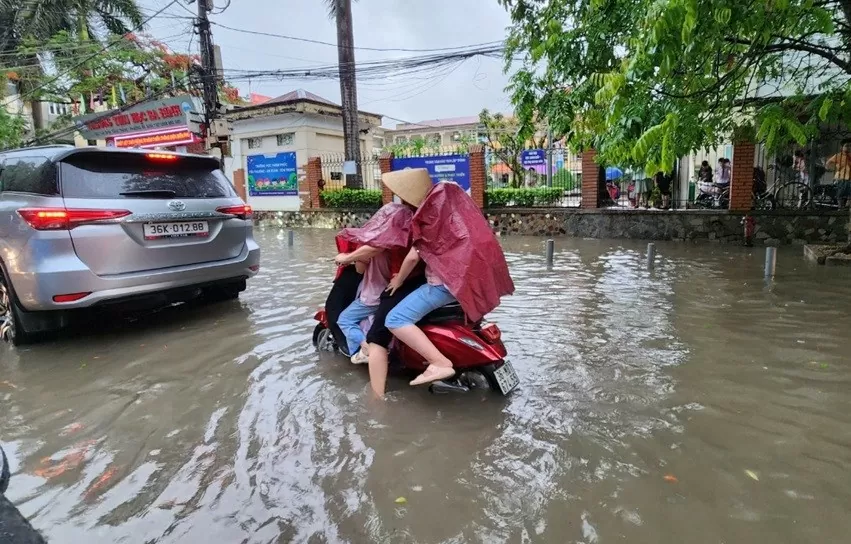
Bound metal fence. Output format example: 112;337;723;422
484;145;583;207
753;123;851;211
320;153;383;192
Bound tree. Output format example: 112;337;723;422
480;108;546;187
0;104;26;148
0;0;144;133
499;0;851;174
326;0;363;188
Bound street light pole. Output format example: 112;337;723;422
546;125;554;188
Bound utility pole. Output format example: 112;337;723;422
196;0;223;159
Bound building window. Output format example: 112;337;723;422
395;136;408;144
276;133;294;146
247;137;263;149
426;132;442;145
49;103;56;115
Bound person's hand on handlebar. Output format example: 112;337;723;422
334;253;352;266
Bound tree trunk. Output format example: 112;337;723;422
335;0;362;189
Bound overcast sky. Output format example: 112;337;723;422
140;0;514;128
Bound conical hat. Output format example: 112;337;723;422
381;168;433;207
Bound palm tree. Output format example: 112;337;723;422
325;0;363;188
0;0;143;131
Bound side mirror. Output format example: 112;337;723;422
1;445;9;494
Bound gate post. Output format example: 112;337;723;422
379;152;394;205
305;156;323;209
581;149;601;208
730;141;755;211
469;144;486;208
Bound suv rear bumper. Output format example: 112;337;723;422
10;241;260;311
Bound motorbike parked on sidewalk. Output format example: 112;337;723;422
312;264;519;396
694;181;730;209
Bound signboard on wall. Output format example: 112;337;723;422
520;149;547;168
247;152;298;196
390;154;470;191
113;126;201;149
73;95;199;140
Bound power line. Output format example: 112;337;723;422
1;0;181;109
211;22;504;53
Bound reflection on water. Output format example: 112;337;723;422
2;229;851;543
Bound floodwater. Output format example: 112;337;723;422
2;229;851;544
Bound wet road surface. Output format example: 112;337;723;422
2;229;851;543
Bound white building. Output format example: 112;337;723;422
224;89;385;211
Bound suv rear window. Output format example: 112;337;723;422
59;152;236;199
0;155;59;195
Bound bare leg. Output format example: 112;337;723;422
390;325;453;368
367;343;389;398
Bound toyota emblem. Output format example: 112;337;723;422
167;200;186;212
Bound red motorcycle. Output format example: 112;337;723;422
312;243;518;395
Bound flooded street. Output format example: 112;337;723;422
2;228;851;544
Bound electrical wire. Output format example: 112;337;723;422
211;22;504;53
1;0;182;109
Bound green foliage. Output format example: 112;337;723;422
12;32;198;103
384;133;474;156
321;188;383;209
0;105;27;148
500;0;851;171
551;168;576;190
486;187;563;208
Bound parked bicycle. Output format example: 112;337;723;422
753;164;812;210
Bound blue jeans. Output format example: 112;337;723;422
385;284;456;329
338;299;377;356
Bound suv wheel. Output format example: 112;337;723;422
0;273;39;346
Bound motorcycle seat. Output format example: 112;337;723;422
418;302;466;325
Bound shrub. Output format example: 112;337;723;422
321;188;383;209
552;169;576;190
485;188;563;208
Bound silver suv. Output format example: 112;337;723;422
0;146;260;345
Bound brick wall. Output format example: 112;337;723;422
379;152;393;205
581;149;601;209
305;156;323;209
232;168;247;201
730;141;755;211
469;144;486;208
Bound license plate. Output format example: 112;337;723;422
493;360;519;395
144;221;209;240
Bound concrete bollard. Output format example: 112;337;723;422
647;243;656;269
765;246;777;279
546;239;555;269
288;230;294;247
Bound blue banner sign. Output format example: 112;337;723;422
247;152;298;196
520;149;547;168
390;154;470;191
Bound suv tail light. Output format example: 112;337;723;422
18;208;131;230
216;204;253;220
